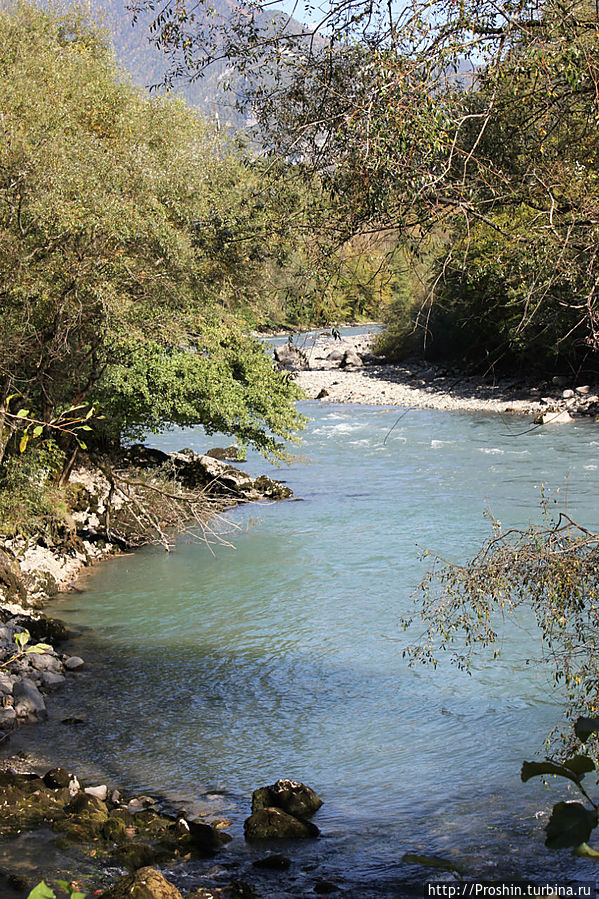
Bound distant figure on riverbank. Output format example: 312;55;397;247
330;323;341;341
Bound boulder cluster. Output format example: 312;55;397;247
0;772;324;897
0;766;229;883
273;334;376;372
0;609;77;733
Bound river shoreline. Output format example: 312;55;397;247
0;449;299;897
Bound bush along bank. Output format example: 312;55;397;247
0;444;293;743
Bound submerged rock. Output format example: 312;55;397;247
252;853;291;870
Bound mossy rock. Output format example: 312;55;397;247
110;807;135;825
0;783;67;836
100;866;184;899
101;816;129;843
114;842;173;871
66;792;108;817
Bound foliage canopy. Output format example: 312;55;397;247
134;0;599;371
0;1;305;464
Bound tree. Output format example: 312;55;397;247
131;0;599;371
0;1;304;465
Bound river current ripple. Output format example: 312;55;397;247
15;401;599;895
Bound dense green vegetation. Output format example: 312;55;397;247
137;0;599;375
0;1;395;539
0;1;308;488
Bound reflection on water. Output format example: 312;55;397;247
7;403;599;893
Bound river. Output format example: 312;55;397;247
9;400;599;895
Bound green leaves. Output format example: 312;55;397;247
521;758;594;786
26;882;86;899
545;802;598;850
14;630;30;652
0;630;52;670
0;3;303;461
27;884;56;899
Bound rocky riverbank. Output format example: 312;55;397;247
0;764;326;898
0;446;292;744
276;332;599;419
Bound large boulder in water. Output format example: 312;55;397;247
100;866;183;899
252;779;323;820
244;807;319;841
244;779;322;841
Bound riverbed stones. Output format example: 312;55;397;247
100;866;184;899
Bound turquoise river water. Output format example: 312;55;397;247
8;399;599;895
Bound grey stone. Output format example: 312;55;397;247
13;677;47;721
126;796;157;814
0;673;14;694
576;385;591;394
274;343;309;370
64;656;85;670
562;388;575;398
41;670;66;689
0;625;13;644
29;652;62;672
0;707;17;729
325;347;346;366
341;350;363;368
